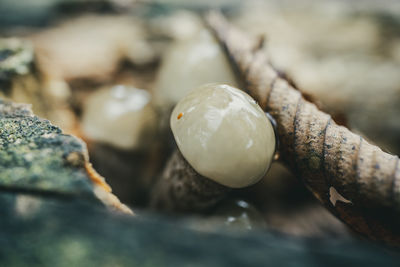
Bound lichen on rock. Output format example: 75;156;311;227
0;99;131;214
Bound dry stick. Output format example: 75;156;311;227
206;12;400;246
151;150;229;213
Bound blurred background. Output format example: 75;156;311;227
1;0;400;239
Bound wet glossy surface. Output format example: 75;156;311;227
171;84;275;188
214;199;266;230
82;85;157;150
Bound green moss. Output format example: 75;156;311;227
0;99;95;198
0;38;33;78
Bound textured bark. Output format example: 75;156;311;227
0;99;132;214
207;12;400;246
151;150;229;213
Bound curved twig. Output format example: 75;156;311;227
206;12;400;246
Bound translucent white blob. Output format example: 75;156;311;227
154;30;238;108
82;85;157;150
215;199;266;230
171;84;276;188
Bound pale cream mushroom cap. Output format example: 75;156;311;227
82;85;157;150
171;84;276;188
154;29;237;108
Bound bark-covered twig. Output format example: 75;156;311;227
206;12;400;246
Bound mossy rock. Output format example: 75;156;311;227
0;98;130;214
0;99;96;197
